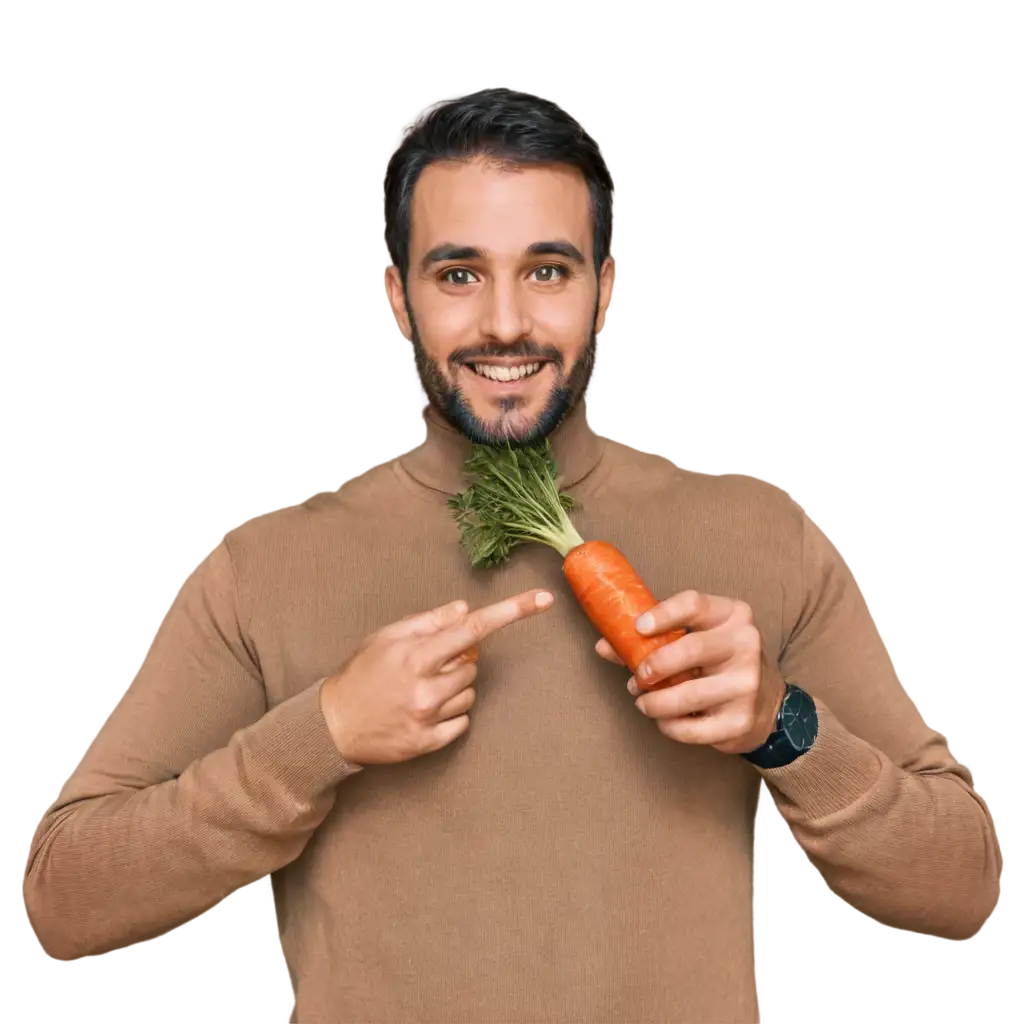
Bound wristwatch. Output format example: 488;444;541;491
741;682;818;769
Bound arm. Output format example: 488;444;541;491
759;505;1002;939
23;540;362;960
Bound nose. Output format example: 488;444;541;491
478;274;534;347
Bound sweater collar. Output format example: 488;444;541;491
399;399;605;496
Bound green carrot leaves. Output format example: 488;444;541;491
447;439;585;568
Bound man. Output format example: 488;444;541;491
24;88;1001;1023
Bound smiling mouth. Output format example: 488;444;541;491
463;360;548;383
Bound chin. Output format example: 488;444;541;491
446;388;573;447
486;406;541;442
451;401;538;446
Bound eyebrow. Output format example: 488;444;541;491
419;239;586;273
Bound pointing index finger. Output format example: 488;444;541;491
420;589;554;672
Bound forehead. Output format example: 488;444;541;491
409;156;592;259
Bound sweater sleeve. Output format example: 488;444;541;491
23;540;363;961
757;505;1002;939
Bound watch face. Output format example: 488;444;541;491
781;686;818;751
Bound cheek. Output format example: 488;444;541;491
411;289;480;353
533;290;596;351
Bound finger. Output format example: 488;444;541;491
653;706;752;747
385;599;469;640
437;684;476;721
434;659;478;701
634;671;755;719
438;643;479;674
595;636;626;666
419;589;554;672
635;625;738;688
635;591;739;636
425;713;471;753
628;672;696;697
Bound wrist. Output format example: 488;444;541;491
750;677;788;749
319;674;361;766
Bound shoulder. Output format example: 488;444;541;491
598;435;803;530
220;459;407;572
595;437;811;648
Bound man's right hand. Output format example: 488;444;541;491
319;588;555;766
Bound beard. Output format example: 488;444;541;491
409;305;599;448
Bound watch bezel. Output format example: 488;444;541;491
779;684;818;753
741;682;818;768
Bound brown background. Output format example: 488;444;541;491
2;8;1024;1024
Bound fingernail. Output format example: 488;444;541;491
636;612;654;634
626;677;638;696
535;591;554;608
638;662;652;680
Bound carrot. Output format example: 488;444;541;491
563;541;698;690
448;440;697;692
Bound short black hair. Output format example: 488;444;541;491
384;87;613;286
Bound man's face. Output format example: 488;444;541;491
385;156;615;445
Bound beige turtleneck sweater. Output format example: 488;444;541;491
23;401;1001;1023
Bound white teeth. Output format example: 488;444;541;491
471;361;542;381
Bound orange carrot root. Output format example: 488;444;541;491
563;540;699;692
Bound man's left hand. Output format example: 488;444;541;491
594;590;786;756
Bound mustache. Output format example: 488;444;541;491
449;341;564;366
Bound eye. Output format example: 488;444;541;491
531;264;568;283
441;267;478;286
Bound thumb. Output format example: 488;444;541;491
387;598;469;640
595;636;626;666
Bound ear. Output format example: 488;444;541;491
384;265;413;341
593;255;616;334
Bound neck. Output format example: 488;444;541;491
399;399;604;496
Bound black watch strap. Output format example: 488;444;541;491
741;682;818;769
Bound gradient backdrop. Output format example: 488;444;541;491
2;8;1024;1024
